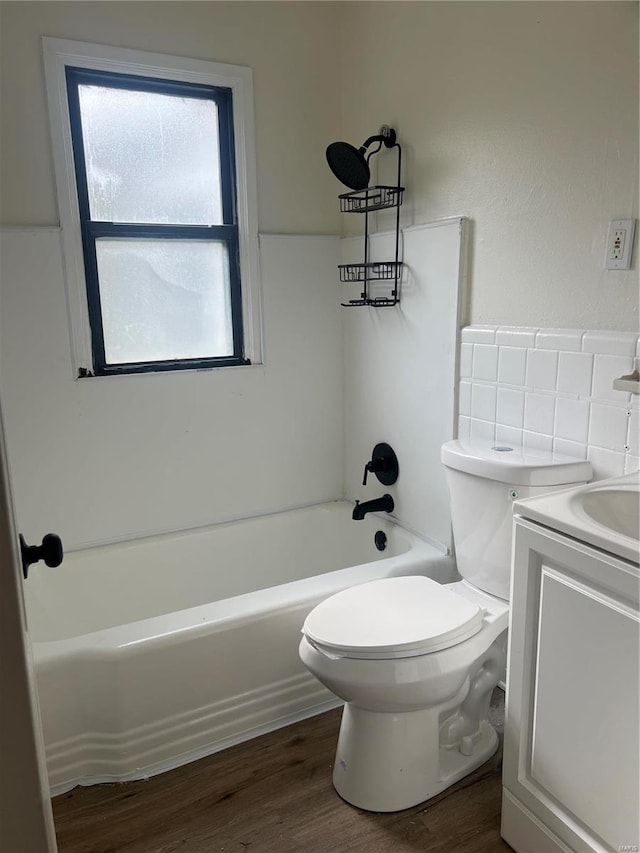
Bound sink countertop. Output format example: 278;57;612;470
513;470;640;566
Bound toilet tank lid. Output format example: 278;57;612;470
441;439;593;486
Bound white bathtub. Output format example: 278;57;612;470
25;501;454;794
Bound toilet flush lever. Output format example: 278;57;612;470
362;443;399;486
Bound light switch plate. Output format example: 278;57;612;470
605;219;636;270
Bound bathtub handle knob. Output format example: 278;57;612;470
362;443;399;486
19;532;64;579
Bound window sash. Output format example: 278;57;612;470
82;225;246;374
65;67;247;375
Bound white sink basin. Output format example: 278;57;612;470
514;470;640;564
577;487;640;540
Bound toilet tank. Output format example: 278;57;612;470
441;440;592;600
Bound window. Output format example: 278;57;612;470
44;39;261;376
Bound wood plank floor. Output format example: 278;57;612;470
53;701;512;853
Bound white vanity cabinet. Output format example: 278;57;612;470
502;517;639;853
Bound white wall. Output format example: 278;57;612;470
339;1;639;333
0;1;342;235
342;220;466;549
6;0;638;336
0;230;343;549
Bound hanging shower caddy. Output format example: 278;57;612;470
326;126;404;307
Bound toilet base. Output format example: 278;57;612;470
332;703;499;812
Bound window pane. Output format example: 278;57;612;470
95;239;233;364
78;86;223;225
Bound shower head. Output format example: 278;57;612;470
326;141;370;191
326;127;398;191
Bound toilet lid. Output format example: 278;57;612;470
302;576;485;659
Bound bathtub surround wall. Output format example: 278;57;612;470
342;219;467;549
459;326;640;479
1;218;464;551
0;231;343;549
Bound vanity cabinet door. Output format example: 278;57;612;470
502;518;639;853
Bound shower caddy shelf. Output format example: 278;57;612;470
337;145;404;308
338;185;403;214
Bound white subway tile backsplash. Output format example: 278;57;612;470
498;347;527;386
526;348;558;391
460;343;473;378
460;326;637;482
495;424;523;448
589;403;629;452
459;381;472;416
582;331;638;357
471;383;497;421
553;438;588;459
524;392;555;435
556;352;593;397
470;418;495;443
496;388;525;428
592;355;634;403
587;446;626;479
555;397;590;443
535;329;583;352
472;344;499;381
523;431;553;453
461;326;498;344
458;416;471;441
495;327;538;348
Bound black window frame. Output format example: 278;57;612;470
65;66;249;376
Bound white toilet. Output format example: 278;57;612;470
299;439;592;812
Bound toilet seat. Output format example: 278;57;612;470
302;576;485;659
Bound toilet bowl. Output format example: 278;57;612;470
299;440;592;812
300;576;508;811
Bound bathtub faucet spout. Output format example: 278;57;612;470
352;494;394;521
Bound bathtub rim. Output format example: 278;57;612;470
33;525;447;664
28;498;447;647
